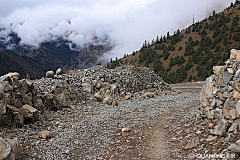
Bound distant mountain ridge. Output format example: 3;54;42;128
0;30;112;70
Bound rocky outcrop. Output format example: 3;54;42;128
200;49;240;154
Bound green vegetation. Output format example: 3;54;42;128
108;2;240;84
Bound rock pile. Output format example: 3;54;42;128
34;65;174;106
0;68;68;127
0;72;40;126
0;65;174;159
0;66;173;126
200;49;240;153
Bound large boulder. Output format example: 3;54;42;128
20;104;39;122
7;105;24;126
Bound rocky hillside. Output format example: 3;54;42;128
108;1;240;84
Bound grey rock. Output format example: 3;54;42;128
236;100;240;115
5;138;21;160
228;122;238;132
0;72;20;81
184;137;199;149
56;68;64;75
20;104;39;122
228;143;240;153
212;119;229;136
0;137;11;159
223;70;233;85
0;100;6;114
46;71;54;78
205;136;217;142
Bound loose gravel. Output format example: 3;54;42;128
1;90;199;160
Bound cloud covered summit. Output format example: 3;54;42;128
0;0;234;61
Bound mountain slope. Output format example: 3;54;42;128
0;33;112;70
0;50;49;79
108;1;240;84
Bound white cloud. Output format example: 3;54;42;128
0;0;235;62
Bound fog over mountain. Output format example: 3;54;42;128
0;0;235;62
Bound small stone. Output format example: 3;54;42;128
39;131;52;139
205;136;217;142
46;71;54;78
124;95;131;100
110;84;118;94
227;68;234;74
82;83;92;93
233;91;240;99
228;123;238;132
112;101;118;106
184;137;199;149
230;49;237;60
228;143;240;153
208;123;214;129
212;119;229;136
224;137;230;142
56;68;64;75
235;69;240;80
145;93;155;98
236;100;240;115
121;128;131;132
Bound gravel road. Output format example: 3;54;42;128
5;83;201;159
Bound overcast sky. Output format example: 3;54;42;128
0;0;235;61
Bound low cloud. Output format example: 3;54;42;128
0;0;234;62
